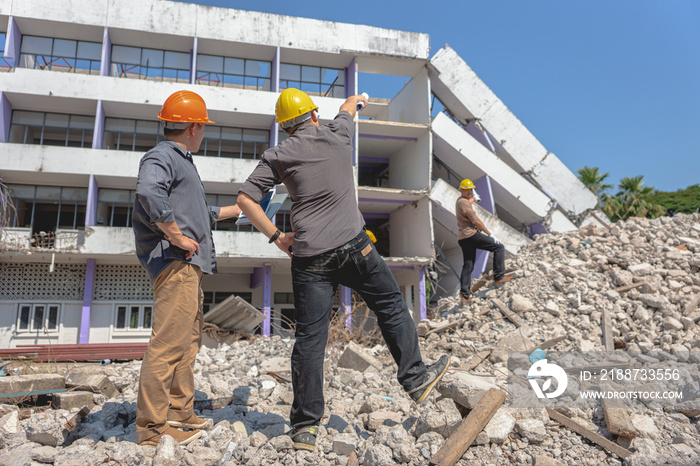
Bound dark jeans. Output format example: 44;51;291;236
290;231;426;428
459;231;506;299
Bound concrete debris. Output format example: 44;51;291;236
0;213;699;464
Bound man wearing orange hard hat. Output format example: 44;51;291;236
132;90;240;446
456;178;512;304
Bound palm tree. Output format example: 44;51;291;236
577;166;612;198
603;175;666;221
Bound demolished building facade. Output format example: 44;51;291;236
0;0;598;348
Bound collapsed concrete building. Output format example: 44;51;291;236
0;0;599;348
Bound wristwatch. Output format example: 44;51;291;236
268;229;282;244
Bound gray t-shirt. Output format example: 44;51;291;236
133;140;220;283
239;111;365;257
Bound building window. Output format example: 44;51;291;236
97;189;135;227
0;32;13;71
18;35;101;75
9;110;94;148
17;304;60;333
274;292;294;304
203;291;252;314
196;54;270;91
201;126;269;159
111;45;189;83
280;64;345;97
6;184;87;243
103;118;160;152
115;304;153;331
274;209;293;234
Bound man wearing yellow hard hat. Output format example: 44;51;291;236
456;178;512;304
238;88;449;451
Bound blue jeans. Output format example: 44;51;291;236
459;231;506;299
290;231;426;428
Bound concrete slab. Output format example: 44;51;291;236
64;373;119;399
51;391;94;411
204;295;265;333
337;342;382;373
0;374;65;398
429;45;598;216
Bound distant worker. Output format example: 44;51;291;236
132;90;241;446
237;88;450;452
456;178;511;303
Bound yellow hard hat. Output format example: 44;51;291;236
459;179;475;190
275;88;318;126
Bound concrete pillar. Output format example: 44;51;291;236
189;37;198;85
340;285;352;330
93;100;105;150
262;264;272;336
5;17;21;64
80;258;96;344
530;222;548;237
86;175;98;227
472;175;494;279
419;266;427;320
0;92;11;143
100;27;111;77
345;57;358;166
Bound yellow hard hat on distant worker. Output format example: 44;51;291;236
276;88;318;128
459;179;475;190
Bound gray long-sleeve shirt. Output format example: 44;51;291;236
132;140;220;283
239;111;365;257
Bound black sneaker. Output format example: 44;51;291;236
290;425;317;451
408;355;451;404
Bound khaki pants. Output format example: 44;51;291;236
136;261;203;443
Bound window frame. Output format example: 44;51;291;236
16;303;61;334
18;35;101;75
113;303;153;332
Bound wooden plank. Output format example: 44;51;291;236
607;258;629;270
683;294;700;316
546;408;632;459
429;388;506;466
64;401;96;431
602;398;637;439
463;350;491;371
491;299;524;327
526;335;566;353
601;307;614;352
424;319;465;336
613;282;647;293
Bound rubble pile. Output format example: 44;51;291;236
0;213;698;465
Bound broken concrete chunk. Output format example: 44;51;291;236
337;341;382;372
25;411;71;447
366;411;401;431
511;294;535;313
436;371;500;410
51;391;94;411
490;328;535;364
484;407;516;444
64;373;119;399
515;418;547;443
333;433;359;456
0;374;65;398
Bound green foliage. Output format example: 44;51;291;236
601;175;666;222
648;184;700;215
576;166;612;199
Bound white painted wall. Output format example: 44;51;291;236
389;131;431;191
390;197;432;258
387;68;431;125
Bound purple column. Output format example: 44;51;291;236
340;285;352;330
86;175;98;226
0;92;11;143
419;266;427;320
530;222;548;237
100;27;111;77
6;17;21;64
190;37;198;85
93;100;105;150
262;264;272;336
472;175;494;279
269;47;280;148
79;258;96;343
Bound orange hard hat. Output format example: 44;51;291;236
158;90;215;124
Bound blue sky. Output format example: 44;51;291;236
175;0;699;193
